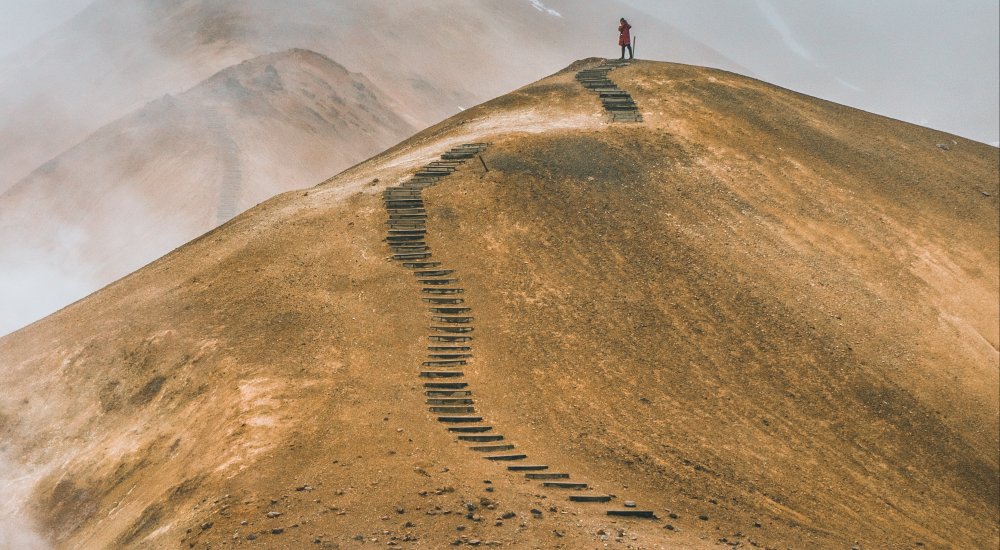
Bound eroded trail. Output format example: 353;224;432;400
204;106;243;224
381;62;658;520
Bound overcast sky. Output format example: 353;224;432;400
619;0;1000;145
0;0;997;143
0;0;89;57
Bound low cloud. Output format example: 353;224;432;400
0;453;51;550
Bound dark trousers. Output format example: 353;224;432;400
621;44;633;59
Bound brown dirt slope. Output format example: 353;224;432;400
0;59;997;549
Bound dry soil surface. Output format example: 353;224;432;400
1;59;997;549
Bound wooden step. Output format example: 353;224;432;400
543;482;588;489
525;473;570;480
429;406;475;413
427;335;473;343
569;495;612;503
419;371;464;378
447;425;493;433
423;382;468;389
425;390;473;397
507;465;548;472
423;297;464;305
468;444;515;452
438;416;483;423
607;510;657;518
426;398;474;405
457;434;504;442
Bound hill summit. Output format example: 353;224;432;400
1;59;997;549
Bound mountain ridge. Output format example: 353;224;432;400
1;58;997;549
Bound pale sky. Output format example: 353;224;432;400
0;0;997;142
619;0;1000;145
0;0;90;57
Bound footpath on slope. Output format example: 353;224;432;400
575;60;642;123
381;59;654;521
204;106;243;223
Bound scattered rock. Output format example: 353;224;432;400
936;142;952;151
501;512;516;519
623;501;636;508
271;528;284;535
665;524;675;531
753;521;762;528
396;506;405;514
240;520;248;526
553;530;564;537
530;509;543;517
698;515;709;521
668;513;679;519
247;534;257;540
266;512;282;518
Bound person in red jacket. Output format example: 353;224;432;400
618;18;633;60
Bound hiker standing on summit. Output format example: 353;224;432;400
618;18;633;60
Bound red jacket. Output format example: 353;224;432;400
619;22;631;45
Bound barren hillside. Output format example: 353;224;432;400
1;59;997;549
0;48;413;334
0;0;742;335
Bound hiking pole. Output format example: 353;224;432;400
633;35;637;59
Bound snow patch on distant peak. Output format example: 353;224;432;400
529;0;562;17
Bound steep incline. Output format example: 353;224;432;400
0;59;997;549
381;136;660;521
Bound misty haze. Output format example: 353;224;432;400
0;1;997;549
0;1;997;336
